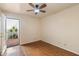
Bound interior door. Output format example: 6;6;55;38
0;16;2;55
0;12;7;55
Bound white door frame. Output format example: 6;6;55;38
5;18;20;47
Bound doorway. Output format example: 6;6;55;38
6;18;20;48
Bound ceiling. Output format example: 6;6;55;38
0;3;78;18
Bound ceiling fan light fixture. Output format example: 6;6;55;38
34;8;40;15
27;3;47;15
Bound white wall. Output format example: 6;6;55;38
41;5;79;55
20;14;40;44
4;12;40;45
0;11;1;54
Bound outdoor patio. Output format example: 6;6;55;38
7;39;19;48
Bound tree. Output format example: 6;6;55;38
8;26;18;39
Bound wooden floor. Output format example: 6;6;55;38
5;40;78;56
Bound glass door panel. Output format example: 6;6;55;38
6;18;20;47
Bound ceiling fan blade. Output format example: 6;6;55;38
40;4;47;9
40;10;46;13
29;3;34;8
26;10;33;11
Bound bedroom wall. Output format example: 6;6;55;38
19;14;40;44
0;10;1;54
4;12;40;45
41;5;79;54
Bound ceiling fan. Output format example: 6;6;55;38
26;3;47;15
